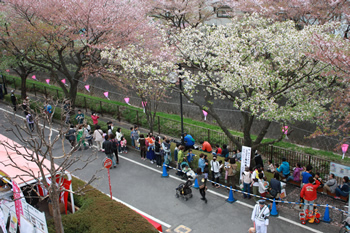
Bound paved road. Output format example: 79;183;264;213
0;102;340;233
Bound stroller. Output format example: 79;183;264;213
175;179;193;201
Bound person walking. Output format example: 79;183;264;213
102;135;117;169
25;111;34;132
251;200;270;233
210;156;220;188
110;134;119;165
10;90;17;111
138;134;147;160
195;168;207;204
93;125;104;151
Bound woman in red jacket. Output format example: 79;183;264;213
91;112;99;125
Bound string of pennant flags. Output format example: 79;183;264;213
6;69;343;145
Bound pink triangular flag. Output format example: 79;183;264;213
142;101;147;113
282;126;289;139
202;110;208;121
31;75;37;81
61;79;68;86
5;69;9;72
46;79;50;85
104;91;110;100
342;144;349;159
124;97;130;105
85;85;90;92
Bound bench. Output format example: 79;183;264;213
287;180;348;201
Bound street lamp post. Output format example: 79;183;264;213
168;68;185;145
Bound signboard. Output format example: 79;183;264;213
240;146;251;180
8;212;17;233
103;158;113;169
0;208;7;233
23;201;48;233
103;158;113;199
330;162;350;178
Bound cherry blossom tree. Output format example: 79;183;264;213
0;0;153;106
102;42;175;133
225;0;350;144
163;14;337;152
149;0;215;30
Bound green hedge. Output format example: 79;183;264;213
47;177;158;233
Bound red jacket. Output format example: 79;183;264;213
91;115;99;125
300;180;320;201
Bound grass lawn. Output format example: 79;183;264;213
47;177;158;233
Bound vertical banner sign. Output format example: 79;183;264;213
240;146;251;180
12;181;23;226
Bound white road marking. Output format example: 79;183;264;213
0;106;323;232
118;154;323;233
107;194;172;229
0;106;59;133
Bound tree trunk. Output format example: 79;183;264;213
242;112;253;147
20;74;27;99
68;79;78;108
50;185;64;233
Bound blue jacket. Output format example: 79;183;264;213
198;158;206;172
277;161;290;176
184;135;195;146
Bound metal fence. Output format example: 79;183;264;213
5;76;348;178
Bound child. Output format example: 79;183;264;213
258;173;268;197
187;149;196;167
315;172;324;188
224;157;230;183
120;136;127;153
267;160;275;173
212;144;222;156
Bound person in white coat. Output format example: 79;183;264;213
93;125;104;151
251;200;270;233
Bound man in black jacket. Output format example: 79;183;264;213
103;135;117;168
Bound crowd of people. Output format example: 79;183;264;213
63;110;350;216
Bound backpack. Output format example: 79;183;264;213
111;139;118;152
28;114;33;122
